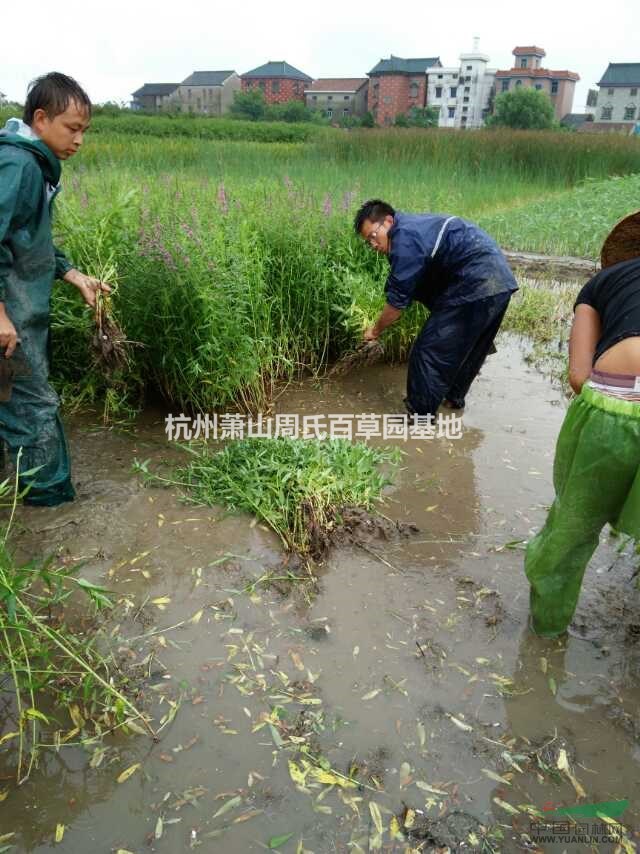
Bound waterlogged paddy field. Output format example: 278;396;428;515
2;129;640;851
3;340;640;853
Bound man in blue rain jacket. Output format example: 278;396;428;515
355;199;518;417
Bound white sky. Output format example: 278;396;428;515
2;0;639;113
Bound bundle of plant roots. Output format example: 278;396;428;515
92;290;132;372
329;338;385;377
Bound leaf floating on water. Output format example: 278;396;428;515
212;795;242;819
269;832;294;849
55;824;65;843
361;689;380;701
539;656;548;675
152;596;171;609
417;722;426;748
556;749;586;798
548;676;557;695
493;797;520;815
155;817;164;839
447;714;473;732
482;768;512;785
369;801;384;835
415;781;448;796
190;609;203;625
117;763;141;784
233;809;263;824
399;761;412;787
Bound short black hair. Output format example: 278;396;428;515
353;199;396;235
24;72;92;125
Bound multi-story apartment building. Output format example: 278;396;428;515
367;55;441;125
241;61;313;104
426;40;496;129
495;47;579;120
305;78;369;120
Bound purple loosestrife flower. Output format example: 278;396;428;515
217;183;228;214
322;194;332;216
342;190;355;211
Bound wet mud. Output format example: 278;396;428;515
1;336;639;853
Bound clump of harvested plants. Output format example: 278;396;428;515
329;339;385;376
141;437;400;556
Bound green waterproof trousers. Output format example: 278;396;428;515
525;384;640;637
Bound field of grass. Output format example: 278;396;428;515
30;118;639;415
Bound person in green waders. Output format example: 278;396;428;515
0;72;110;505
525;249;640;637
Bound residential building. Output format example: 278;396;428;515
131;83;179;112
241;61;313;104
367;55;441;125
495;47;579;120
592;63;640;126
305;78;369;120
426;40;496;129
170;71;241;115
560;113;594;131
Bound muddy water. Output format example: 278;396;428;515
1;337;639;853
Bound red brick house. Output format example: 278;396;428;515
495;47;579;121
367;55;441;125
241;61;313;104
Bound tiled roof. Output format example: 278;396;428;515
513;46;546;56
242;61;312;82
307;78;368;92
598;63;640;87
560;113;594;128
132;83;178;97
368;55;441;75
181;71;236;86
496;68;580;81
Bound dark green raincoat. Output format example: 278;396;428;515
0;121;75;505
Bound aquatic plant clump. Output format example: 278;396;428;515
171;437;400;555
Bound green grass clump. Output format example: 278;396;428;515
0;462;150;782
158;437;399;555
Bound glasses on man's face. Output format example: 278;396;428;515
365;221;386;246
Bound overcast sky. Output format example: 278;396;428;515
2;0;638;112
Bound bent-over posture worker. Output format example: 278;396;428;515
354;199;518;416
525;256;640;637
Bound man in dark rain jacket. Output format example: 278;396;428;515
0;73;110;505
355;199;517;417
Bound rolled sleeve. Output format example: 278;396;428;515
384;231;429;310
54;244;73;279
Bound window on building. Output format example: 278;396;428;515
466;65;472;70
464;87;470;93
535;84;542;90
259;81;266;91
383;96;392;104
465;76;471;82
624;105;636;121
462;106;468;113
461;116;467;124
463;97;469;103
450;86;457;98
344;95;350;100
551;80;559;94
438;74;443;79
327;95;333;101
520;58;527;68
435;86;442;98
410;83;419;98
608;88;614;95
448;106;455;118
501;79;509;92
272;80;280;94
327;109;332;118
343;108;349;116
601;105;613;120
631;88;638;96
312;95;317;101
515;80;522;87
188;88;192;98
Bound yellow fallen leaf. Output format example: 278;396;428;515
493;797;520;815
152;596;171;607
288;760;308;787
55;824;65;842
117;762;141;784
0;790;8;802
369;801;384;835
361;689;380;701
190;609;203;625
